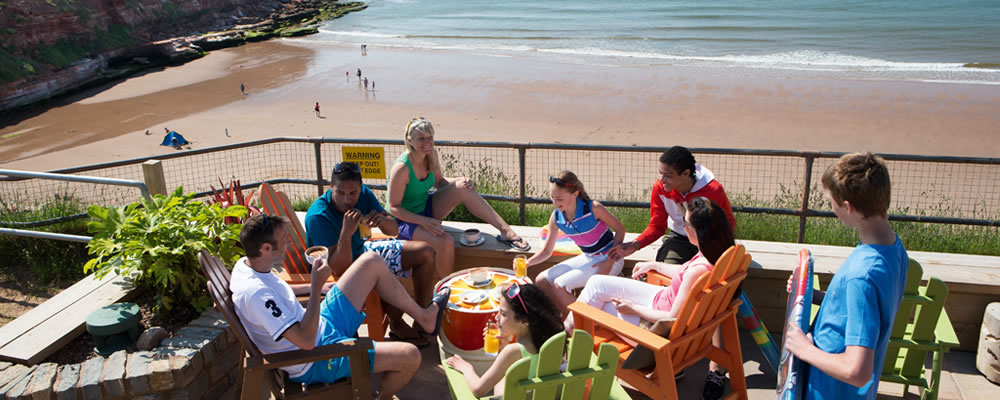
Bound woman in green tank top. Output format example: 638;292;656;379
445;283;563;398
387;117;531;278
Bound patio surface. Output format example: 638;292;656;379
361;322;997;400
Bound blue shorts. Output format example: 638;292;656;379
362;239;410;279
290;285;376;385
396;193;435;241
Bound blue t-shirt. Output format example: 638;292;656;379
304;185;385;260
805;235;908;400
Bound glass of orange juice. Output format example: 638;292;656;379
513;255;527;278
358;222;372;240
484;321;500;356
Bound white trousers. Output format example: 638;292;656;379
575;275;663;326
536;252;624;292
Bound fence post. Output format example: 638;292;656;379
798;153;816;243
142;160;167;196
518;147;526;225
314;141;324;196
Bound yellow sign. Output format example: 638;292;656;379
341;146;386;179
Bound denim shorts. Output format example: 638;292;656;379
396;193;435;241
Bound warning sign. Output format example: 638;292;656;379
341;146;386;179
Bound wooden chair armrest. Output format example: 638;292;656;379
245;338;374;371
568;302;670;351
934;308;960;348
646;271;672;286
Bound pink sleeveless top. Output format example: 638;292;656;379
651;252;713;312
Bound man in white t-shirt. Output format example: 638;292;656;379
231;214;450;399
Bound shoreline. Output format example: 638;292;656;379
1;39;999;171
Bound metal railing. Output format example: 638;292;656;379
2;137;998;244
0;169;151;242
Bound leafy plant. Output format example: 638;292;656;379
209;178;260;224
84;187;247;314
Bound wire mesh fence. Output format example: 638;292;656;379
2;138;998;242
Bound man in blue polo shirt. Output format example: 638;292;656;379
306;162;437;346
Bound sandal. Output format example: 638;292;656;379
496;234;531;251
429;287;450;336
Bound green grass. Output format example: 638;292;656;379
0;194;89;288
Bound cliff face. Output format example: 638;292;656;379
0;0;338;113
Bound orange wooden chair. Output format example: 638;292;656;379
198;250;373;400
567;244;752;400
258;182;388;341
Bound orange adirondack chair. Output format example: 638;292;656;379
568;244;752;400
258;182;388;341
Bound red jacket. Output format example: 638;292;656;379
635;164;737;249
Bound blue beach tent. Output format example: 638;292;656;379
160;131;189;147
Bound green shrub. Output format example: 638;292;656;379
0;193;89;287
85;187;246;314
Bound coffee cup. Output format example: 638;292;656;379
469;267;490;284
304;245;328;265
463;228;481;243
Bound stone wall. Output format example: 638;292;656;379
0;310;242;400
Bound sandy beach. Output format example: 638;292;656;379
1;40;999;172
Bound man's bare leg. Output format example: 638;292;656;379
337;252;439;333
372;341;421;400
384;242;437;340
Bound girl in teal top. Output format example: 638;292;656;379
387;117;531;278
445;283;563;398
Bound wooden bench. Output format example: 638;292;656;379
0;272;137;364
292;214;1000;351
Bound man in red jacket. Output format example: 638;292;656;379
610;146;736;264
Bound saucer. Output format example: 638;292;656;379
459;235;485;247
463;273;492;288
460;290;488;304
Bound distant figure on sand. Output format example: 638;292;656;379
364;77;369;90
240;83;245;95
144;130;150;135
315;102;321;117
225;128;230;137
164;127;170;134
357;68;362;79
372;81;375;91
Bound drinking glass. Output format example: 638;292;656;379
513;255;527;278
358;222;372;240
484;321;500;356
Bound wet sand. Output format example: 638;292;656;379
1;40;999;171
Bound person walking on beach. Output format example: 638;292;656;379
364;77;369;90
314;102;321;117
240;82;245;95
357;68;362;80
225;128;230;137
371;81;375;91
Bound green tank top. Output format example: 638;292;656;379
394;152;435;214
519;345;539;377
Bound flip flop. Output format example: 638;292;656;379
389;332;431;348
496;234;531;251
429;287;450;336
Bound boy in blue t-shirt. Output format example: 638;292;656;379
305;162;437;346
785;152;908;400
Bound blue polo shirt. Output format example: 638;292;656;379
805;235;907;400
304;185;385;260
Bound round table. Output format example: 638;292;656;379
435;268;530;351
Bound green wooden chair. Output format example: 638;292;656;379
444;329;631;400
811;259;959;400
879;259;959;400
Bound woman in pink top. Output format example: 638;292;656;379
568;196;735;329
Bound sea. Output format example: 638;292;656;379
302;0;1000;84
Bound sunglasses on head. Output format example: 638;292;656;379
549;176;575;189
505;282;529;313
333;162;361;174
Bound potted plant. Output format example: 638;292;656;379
84;187;247;314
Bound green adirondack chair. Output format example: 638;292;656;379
879;259;959;400
444;329;631;400
810;259;959;400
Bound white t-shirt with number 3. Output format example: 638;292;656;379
230;257;327;378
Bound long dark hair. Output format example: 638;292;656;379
502;283;563;350
686;197;735;265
